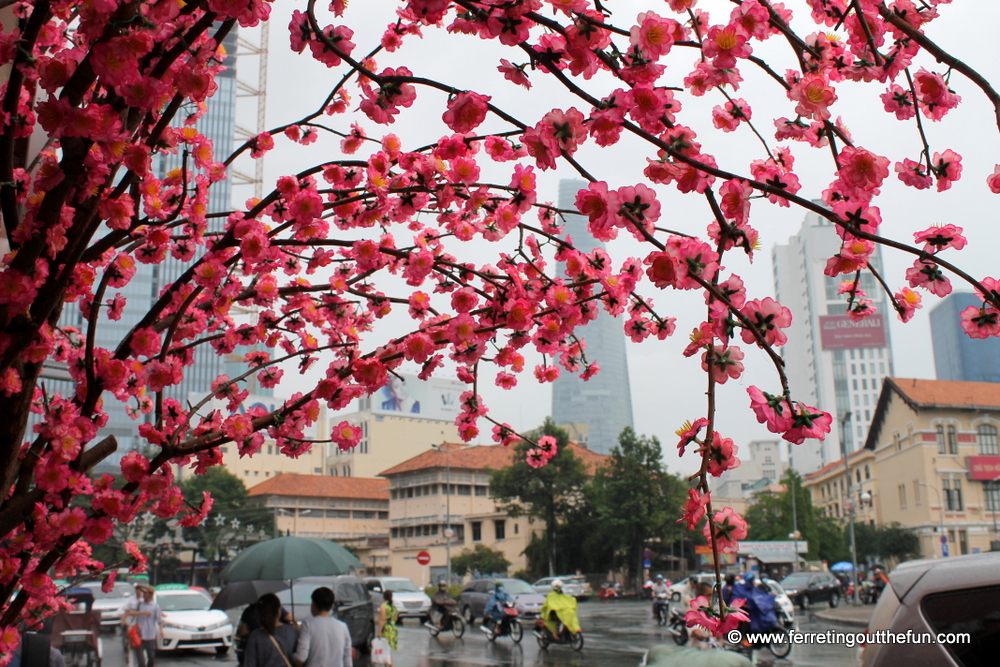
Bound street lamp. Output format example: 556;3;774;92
918;481;947;558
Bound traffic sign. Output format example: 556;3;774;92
643;560;652;569
942;543;949;558
643;549;652;560
940;535;948;544
416;551;431;566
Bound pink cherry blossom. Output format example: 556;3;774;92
703;507;748;553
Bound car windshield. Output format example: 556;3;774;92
384;580;419;593
498;580;535;595
159;593;210;612
767;582;786;596
781;574;812;588
82;583;134;599
563;577;586;585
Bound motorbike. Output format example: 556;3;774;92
534;619;584;651
426;608;465;638
666;606;688;645
653;594;670;627
482;601;522;643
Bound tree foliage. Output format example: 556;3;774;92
590;427;687;590
853;522;921;564
450;543;511;578
490;418;587;576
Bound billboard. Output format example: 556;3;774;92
819;314;887;350
968;456;1000;481
372;373;464;422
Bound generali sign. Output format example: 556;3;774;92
819;314;887;350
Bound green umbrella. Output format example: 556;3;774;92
221;536;362;582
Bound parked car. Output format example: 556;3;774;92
532;576;593;600
861;551;1000;667
779;571;841;609
459;578;544;624
79;581;135;628
275;575;375;652
155;586;234;655
667;573;718;602
363;577;431;622
760;578;796;622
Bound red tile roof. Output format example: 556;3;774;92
378;442;607;477
247;473;389;500
866;378;1000;450
803;448;872;482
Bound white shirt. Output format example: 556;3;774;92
293;614;352;667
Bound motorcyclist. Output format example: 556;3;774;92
484;581;514;631
651;575;670;622
429;581;458;630
539;579;581;638
871;566;889;602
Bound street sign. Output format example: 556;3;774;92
643;549;652;560
643;560;652;568
416;551;431;566
940;535;948;544
942;543;949;557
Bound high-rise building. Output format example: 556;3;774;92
772;208;894;474
63;30;242;474
931;292;1000;383
551;180;634;455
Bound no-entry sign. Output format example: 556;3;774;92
416;551;431;565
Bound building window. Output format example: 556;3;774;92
514;523;519;535
959;529;968;555
978;424;999;455
937;425;946;454
391;527;398;538
494;520;506;540
914;481;920;504
865;465;871;480
354;510;376;519
898;484;907;508
378;511;388;520
856;470;861;484
986;483;1000;512
947;425;958;455
457;485;472;496
471;522;482;542
943;477;963;511
475;486;488;496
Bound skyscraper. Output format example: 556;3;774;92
931;292;1000;383
551;180;634;455
60;30;242;473
772;207;894;474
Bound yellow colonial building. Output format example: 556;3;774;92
864;378;1000;558
379;443;607;585
803;448;881;526
247;473;391;574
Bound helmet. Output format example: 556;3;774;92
438;581;448;589
655;574;664;581
551;579;563;591
495;581;505;590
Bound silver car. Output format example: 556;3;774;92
363;577;432;622
860;551;1000;667
532;576;593;600
79;581;135;627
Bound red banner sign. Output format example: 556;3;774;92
968;456;1000;481
819;314;887;350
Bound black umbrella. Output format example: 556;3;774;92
211;580;290;611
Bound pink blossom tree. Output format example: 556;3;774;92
2;0;1000;651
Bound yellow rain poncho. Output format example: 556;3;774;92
540;590;580;635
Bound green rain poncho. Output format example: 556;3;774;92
540;591;581;635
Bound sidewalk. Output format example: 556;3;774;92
813;604;874;628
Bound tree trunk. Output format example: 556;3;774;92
547;504;556;576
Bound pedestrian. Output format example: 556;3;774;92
123;585;162;667
238;599;294;664
292;587;352;667
244;593;299;667
375;590;397;664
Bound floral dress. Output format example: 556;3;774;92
380;602;398;650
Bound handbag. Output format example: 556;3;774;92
371;637;391;665
128;624;142;648
266;633;293;667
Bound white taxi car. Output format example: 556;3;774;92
154;585;233;655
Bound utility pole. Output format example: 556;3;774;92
919;481;947;557
788;442;799;572
840;411;860;605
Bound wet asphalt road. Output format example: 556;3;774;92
100;600;859;667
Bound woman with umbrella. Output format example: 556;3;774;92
244;594;299;667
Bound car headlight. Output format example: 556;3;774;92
164;622;196;631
